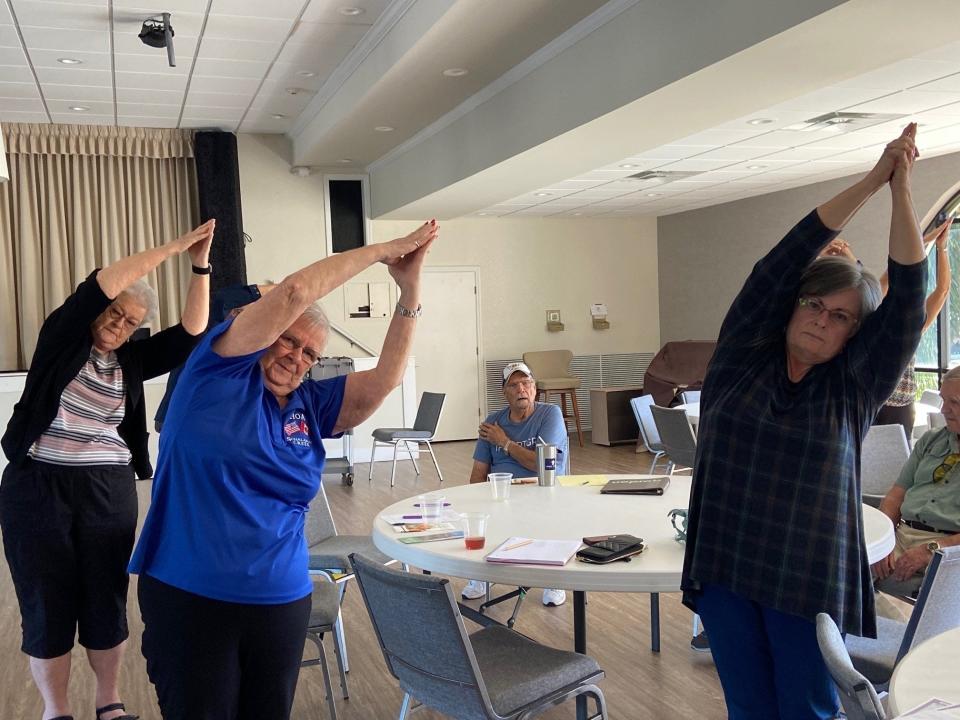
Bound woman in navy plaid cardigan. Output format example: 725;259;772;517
681;124;928;719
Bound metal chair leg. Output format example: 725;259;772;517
305;631;338;720
403;440;421;476
390;442;400;487
334;583;350;673
424;441;443;482
398;692;412;720
330;619;349;699
368;439;377;481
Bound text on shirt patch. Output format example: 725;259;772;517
284;412;312;447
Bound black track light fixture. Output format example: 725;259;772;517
139;12;175;68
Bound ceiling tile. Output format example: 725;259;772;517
912;72;960;94
714;110;812;132
113;0;207;12
212;0;307;20
249;90;312;114
277;22;365;67
0;65;37;83
44;83;114;101
301;0;390;25
687;145;773;162
49;112;114;125
179;117;238;130
203;14;295;43
184;90;250;108
633;144;708;161
112;30;200;59
0;2;11;23
1;96;45;112
917;124;960;149
115;70;188;91
28;47;111;70
0;25;22;46
116;115;179;128
115;101;180;118
13;1;109;32
835;58;958;92
19;26;109;52
847;90;960;115
265;62;326;90
179;103;244;120
657;157;734;172
754;145;846;163
0;81;39;98
768;86;886;114
192;57;270;79
0;47;26;65
116;86;184;104
34;64;110;85
114;52;191;74
112;8;205;38
188;74;261;95
673;128;762;146
0;109;49;122
196;36;283;63
47;98;113;114
238;113;293;133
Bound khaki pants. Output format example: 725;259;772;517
874;524;948;620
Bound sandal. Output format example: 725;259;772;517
95;704;139;720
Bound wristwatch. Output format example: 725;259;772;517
395;302;422;318
192;263;212;275
925;540;942;554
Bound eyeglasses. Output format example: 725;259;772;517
505;379;535;390
797;296;858;328
933;452;960;483
277;334;321;364
107;305;143;332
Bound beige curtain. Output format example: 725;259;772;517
0;123;198;371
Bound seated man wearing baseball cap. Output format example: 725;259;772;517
463;361;571;606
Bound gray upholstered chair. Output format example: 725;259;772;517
649;405;697;474
846;546;960;688
350;553;608;720
816;613;887;720
369;391;445;487
679;389;701;405
301;580;349;720
860;424;910;508
523;350;584;447
305;482;397;688
630;395;667;473
919;389;942;408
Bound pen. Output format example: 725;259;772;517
413;502;452;508
402;514;426;519
502;538;534;552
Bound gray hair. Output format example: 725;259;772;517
796;257;882;324
942;367;960;384
301;301;330;334
119;279;159;327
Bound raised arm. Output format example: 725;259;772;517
334;228;438;433
96;220;215;300
180;224;214;335
886;123;924;266
213;221;438;358
922;220;952;333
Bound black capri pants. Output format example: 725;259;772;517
0;459;138;658
138;573;312;720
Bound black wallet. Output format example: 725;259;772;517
576;534;646;564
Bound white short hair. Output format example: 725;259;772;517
119;279;159;327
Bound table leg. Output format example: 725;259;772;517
575;590;587;720
650;592;660;653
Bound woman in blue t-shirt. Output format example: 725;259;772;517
129;219;439;719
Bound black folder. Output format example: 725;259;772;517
600;476;671;496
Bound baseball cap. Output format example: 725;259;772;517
502;361;534;385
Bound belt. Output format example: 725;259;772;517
901;518;953;534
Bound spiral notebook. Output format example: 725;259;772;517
485;537;583;566
600;476;670;496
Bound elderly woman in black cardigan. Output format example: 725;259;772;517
0;219;214;720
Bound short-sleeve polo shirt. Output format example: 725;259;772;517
129;318;346;604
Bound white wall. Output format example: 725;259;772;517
238;133;660;363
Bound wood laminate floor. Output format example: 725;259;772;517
0;436;727;719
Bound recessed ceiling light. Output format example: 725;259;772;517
69;105;89;112
442;68;468;77
271;113;287;119
339;6;364;15
619;163;638;169
572;212;583;216
338;158;353;164
374;125;394;132
646;193;661;197
295;70;317;78
285;87;310;96
57;57;83;65
746;164;767;170
534;192;552;197
747;118;773;125
477;212;488;216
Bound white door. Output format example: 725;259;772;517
414;268;482;441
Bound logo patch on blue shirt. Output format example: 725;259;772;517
283;412;312;447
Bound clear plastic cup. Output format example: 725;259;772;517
418;494;446;526
488;472;512;501
461;512;489;550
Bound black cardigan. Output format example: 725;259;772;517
2;270;202;479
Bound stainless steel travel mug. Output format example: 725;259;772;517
537;442;557;487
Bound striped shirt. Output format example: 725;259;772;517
681;210;926;638
28;350;131;466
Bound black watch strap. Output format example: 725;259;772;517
192;264;212;275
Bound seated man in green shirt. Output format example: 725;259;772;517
873;366;960;602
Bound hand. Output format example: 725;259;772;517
925;216;953;251
479;422;509;449
890;123;919;191
173;219;216;264
892;544;932;582
820;239;857;261
383;220;439;291
871;552;895;581
867;123;918;189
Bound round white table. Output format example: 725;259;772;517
373;477;894;720
888;627;960;714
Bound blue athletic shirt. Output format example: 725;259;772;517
129;318;346;604
473;402;569;477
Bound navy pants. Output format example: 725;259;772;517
697;583;839;720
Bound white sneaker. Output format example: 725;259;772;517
542;588;566;606
461;580;488;600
